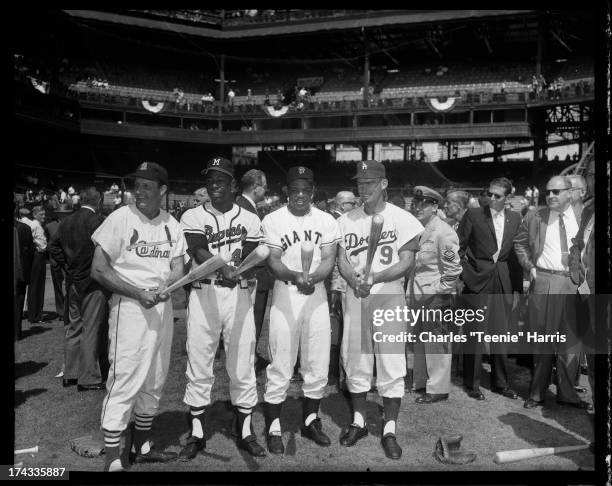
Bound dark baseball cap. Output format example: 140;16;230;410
286;166;314;185
128;161;169;186
352;160;386;180
202;156;234;178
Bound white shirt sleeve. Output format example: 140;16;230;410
31;221;47;252
321;214;341;247
337;215;348;249
245;212;263;242
180;208;204;236
169;222;187;260
394;207;424;250
91;210;124;262
262;214;283;250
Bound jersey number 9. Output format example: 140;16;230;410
380;246;393;264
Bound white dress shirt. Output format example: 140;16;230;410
30;219;47;252
490;207;505;262
536;206;578;271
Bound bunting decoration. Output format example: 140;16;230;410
141;100;165;113
425;96;457;112
263;104;289;117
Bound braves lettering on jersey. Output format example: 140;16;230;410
91;205;186;289
262;205;340;273
338;203;424;293
180;202;263;266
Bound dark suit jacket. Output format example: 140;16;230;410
569;199;594;290
48;207;105;293
457;206;522;293
235;194;259;217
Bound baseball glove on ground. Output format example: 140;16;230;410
434;435;476;465
69;435;105;458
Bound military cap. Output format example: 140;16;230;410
413;186;444;205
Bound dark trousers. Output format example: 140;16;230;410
14;282;27;339
27;253;47;323
49;257;65;317
462;287;512;391
64;284;109;385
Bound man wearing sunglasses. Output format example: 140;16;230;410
515;175;591;411
457;177;522;401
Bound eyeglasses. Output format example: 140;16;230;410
545;188;570;196
486;192;504;200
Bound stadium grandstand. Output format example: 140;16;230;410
14;9;596;212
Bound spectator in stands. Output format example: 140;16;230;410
525;186;533;205
71;189;81;208
110;182;119;193
49;187;109;391
227;88;235;106
247;88;252;101
333;191;357;218
532;186;540;207
68;186;76;198
14;206;34;339
59;187;67;204
567;174;587;222
444;190;470;232
25;205;48;323
192;187;210;207
477;189;489;208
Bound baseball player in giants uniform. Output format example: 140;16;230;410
178;156;266;460
261;166;340;454
91;162;186;472
337;160;423;459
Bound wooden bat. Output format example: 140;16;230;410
161;253;231;295
494;443;591;464
363;214;384;283
15;446;38;455
234;245;270;276
301;241;315;282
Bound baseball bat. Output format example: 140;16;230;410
15;446;38;455
234;245;270;276
162;253;231;295
301;241;315;282
494;443;591;464
363;214;384;283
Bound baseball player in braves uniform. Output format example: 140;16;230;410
261;166;340;454
178;156;266;459
337;160;423;459
91;162;186;472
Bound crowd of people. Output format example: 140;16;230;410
13;156;596;471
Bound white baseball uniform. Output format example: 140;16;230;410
92;204;186;432
262;205;340;404
338;202;423;397
180;202;262;409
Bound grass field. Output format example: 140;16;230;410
13;267;595;473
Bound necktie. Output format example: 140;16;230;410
559;213;569;267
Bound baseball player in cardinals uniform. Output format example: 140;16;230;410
337;160;423;459
178;156;266;459
261;166;340;454
91;162;186;472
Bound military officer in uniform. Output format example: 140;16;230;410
408;187;462;403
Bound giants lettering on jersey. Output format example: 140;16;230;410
280;229;322;251
204;224;247;248
344;229;397;257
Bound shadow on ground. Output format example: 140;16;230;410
15;388;47;407
15;360;48;380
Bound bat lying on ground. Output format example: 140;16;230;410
494;443;592;464
15;446;38;455
234;245;270;276
160;253;231;296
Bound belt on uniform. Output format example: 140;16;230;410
192;279;249;289
282;280;296;286
535;266;569;277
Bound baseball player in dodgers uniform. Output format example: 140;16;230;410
178;157;266;460
337;160;423;459
91;162;186;472
261;166;340;454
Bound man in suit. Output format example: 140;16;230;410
14;207;34;339
457;177;521;401
26;205;48;323
515;175;591;410
45;208;72;320
235;169;270;370
48;187;109;391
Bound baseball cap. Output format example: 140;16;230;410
202;156;234;178
352;160;386;180
413;186;443;204
18;207;31;216
128;161;169;186
286;166;314;185
335;191;357;205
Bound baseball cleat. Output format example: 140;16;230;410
415;393;449;404
178;436;205;461
339;424;368;446
266;434;284;454
301;418;331;446
238;435;266;457
381;433;402;459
